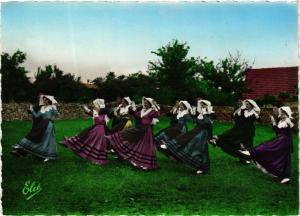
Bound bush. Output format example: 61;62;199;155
261;94;277;105
278;92;290;99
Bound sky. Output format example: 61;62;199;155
2;2;298;81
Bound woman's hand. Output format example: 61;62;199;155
29;104;34;112
270;115;276;126
83;105;90;113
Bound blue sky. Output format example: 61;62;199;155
2;2;298;81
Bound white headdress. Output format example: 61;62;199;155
197;99;214;119
279;106;293;119
142;97;160;111
116;97;132;115
244;99;260;118
277;106;294;128
245;99;260;113
141;97;159;118
39;95;58;105
123;97;132;105
233;100;246;116
176;100;192;119
93;98;105;109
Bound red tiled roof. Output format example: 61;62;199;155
243;67;298;99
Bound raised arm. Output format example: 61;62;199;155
83;105;93;117
30;105;42;118
51;105;60;117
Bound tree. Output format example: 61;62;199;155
148;40;199;102
1;50;33;102
33;65;95;102
195;52;251;99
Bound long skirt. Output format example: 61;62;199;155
63;124;108;165
165;128;210;172
110;117;132;134
155;123;186;145
106;125;158;170
249;136;292;179
217;126;254;158
14;121;57;160
25;118;49;143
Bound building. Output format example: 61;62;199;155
243;67;298;99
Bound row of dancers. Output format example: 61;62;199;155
11;95;295;184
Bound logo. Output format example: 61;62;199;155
22;180;42;200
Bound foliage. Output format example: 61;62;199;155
278;91;290;99
33;65;96;102
261;94;277;106
1;51;33;102
148;40;199;102
195;52;251;99
2;43;252;105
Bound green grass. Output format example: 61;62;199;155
2;117;299;215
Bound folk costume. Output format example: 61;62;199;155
155;100;192;146
106;97;160;170
12;95;59;162
161;100;214;174
240;106;294;184
62;99;109;165
109;97;133;134
213;99;260;159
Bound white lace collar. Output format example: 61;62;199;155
176;109;189;119
277;118;294;128
141;108;153;118
197;108;213;119
40;105;55;114
117;105;130;115
244;109;259;119
92;109;109;125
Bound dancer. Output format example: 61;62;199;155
160;99;214;174
24;93;44;145
109;97;133;134
239;106;294;184
105;97;160;170
12;95;59;162
210;99;260;163
62;99;109;165
155;100;192;147
168;100;181;127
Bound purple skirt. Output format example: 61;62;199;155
107;125;158;170
63;124;108;165
250;135;292;178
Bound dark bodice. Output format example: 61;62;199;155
195;114;213;139
234;110;258;134
176;114;192;125
132;109;159;126
273;126;293;138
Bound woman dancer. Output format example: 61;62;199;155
168;100;180;127
106;97;160;170
160;99;214;174
155;100;192;147
109;97;133;134
210;99;260;163
239;106;294;184
12;95;59;162
62;99;109;165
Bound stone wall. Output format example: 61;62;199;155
2;102;298;127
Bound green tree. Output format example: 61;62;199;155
1;50;33;102
148;40;199;102
33;65;95;102
195;52;250;98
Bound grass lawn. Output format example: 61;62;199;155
2;117;299;215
